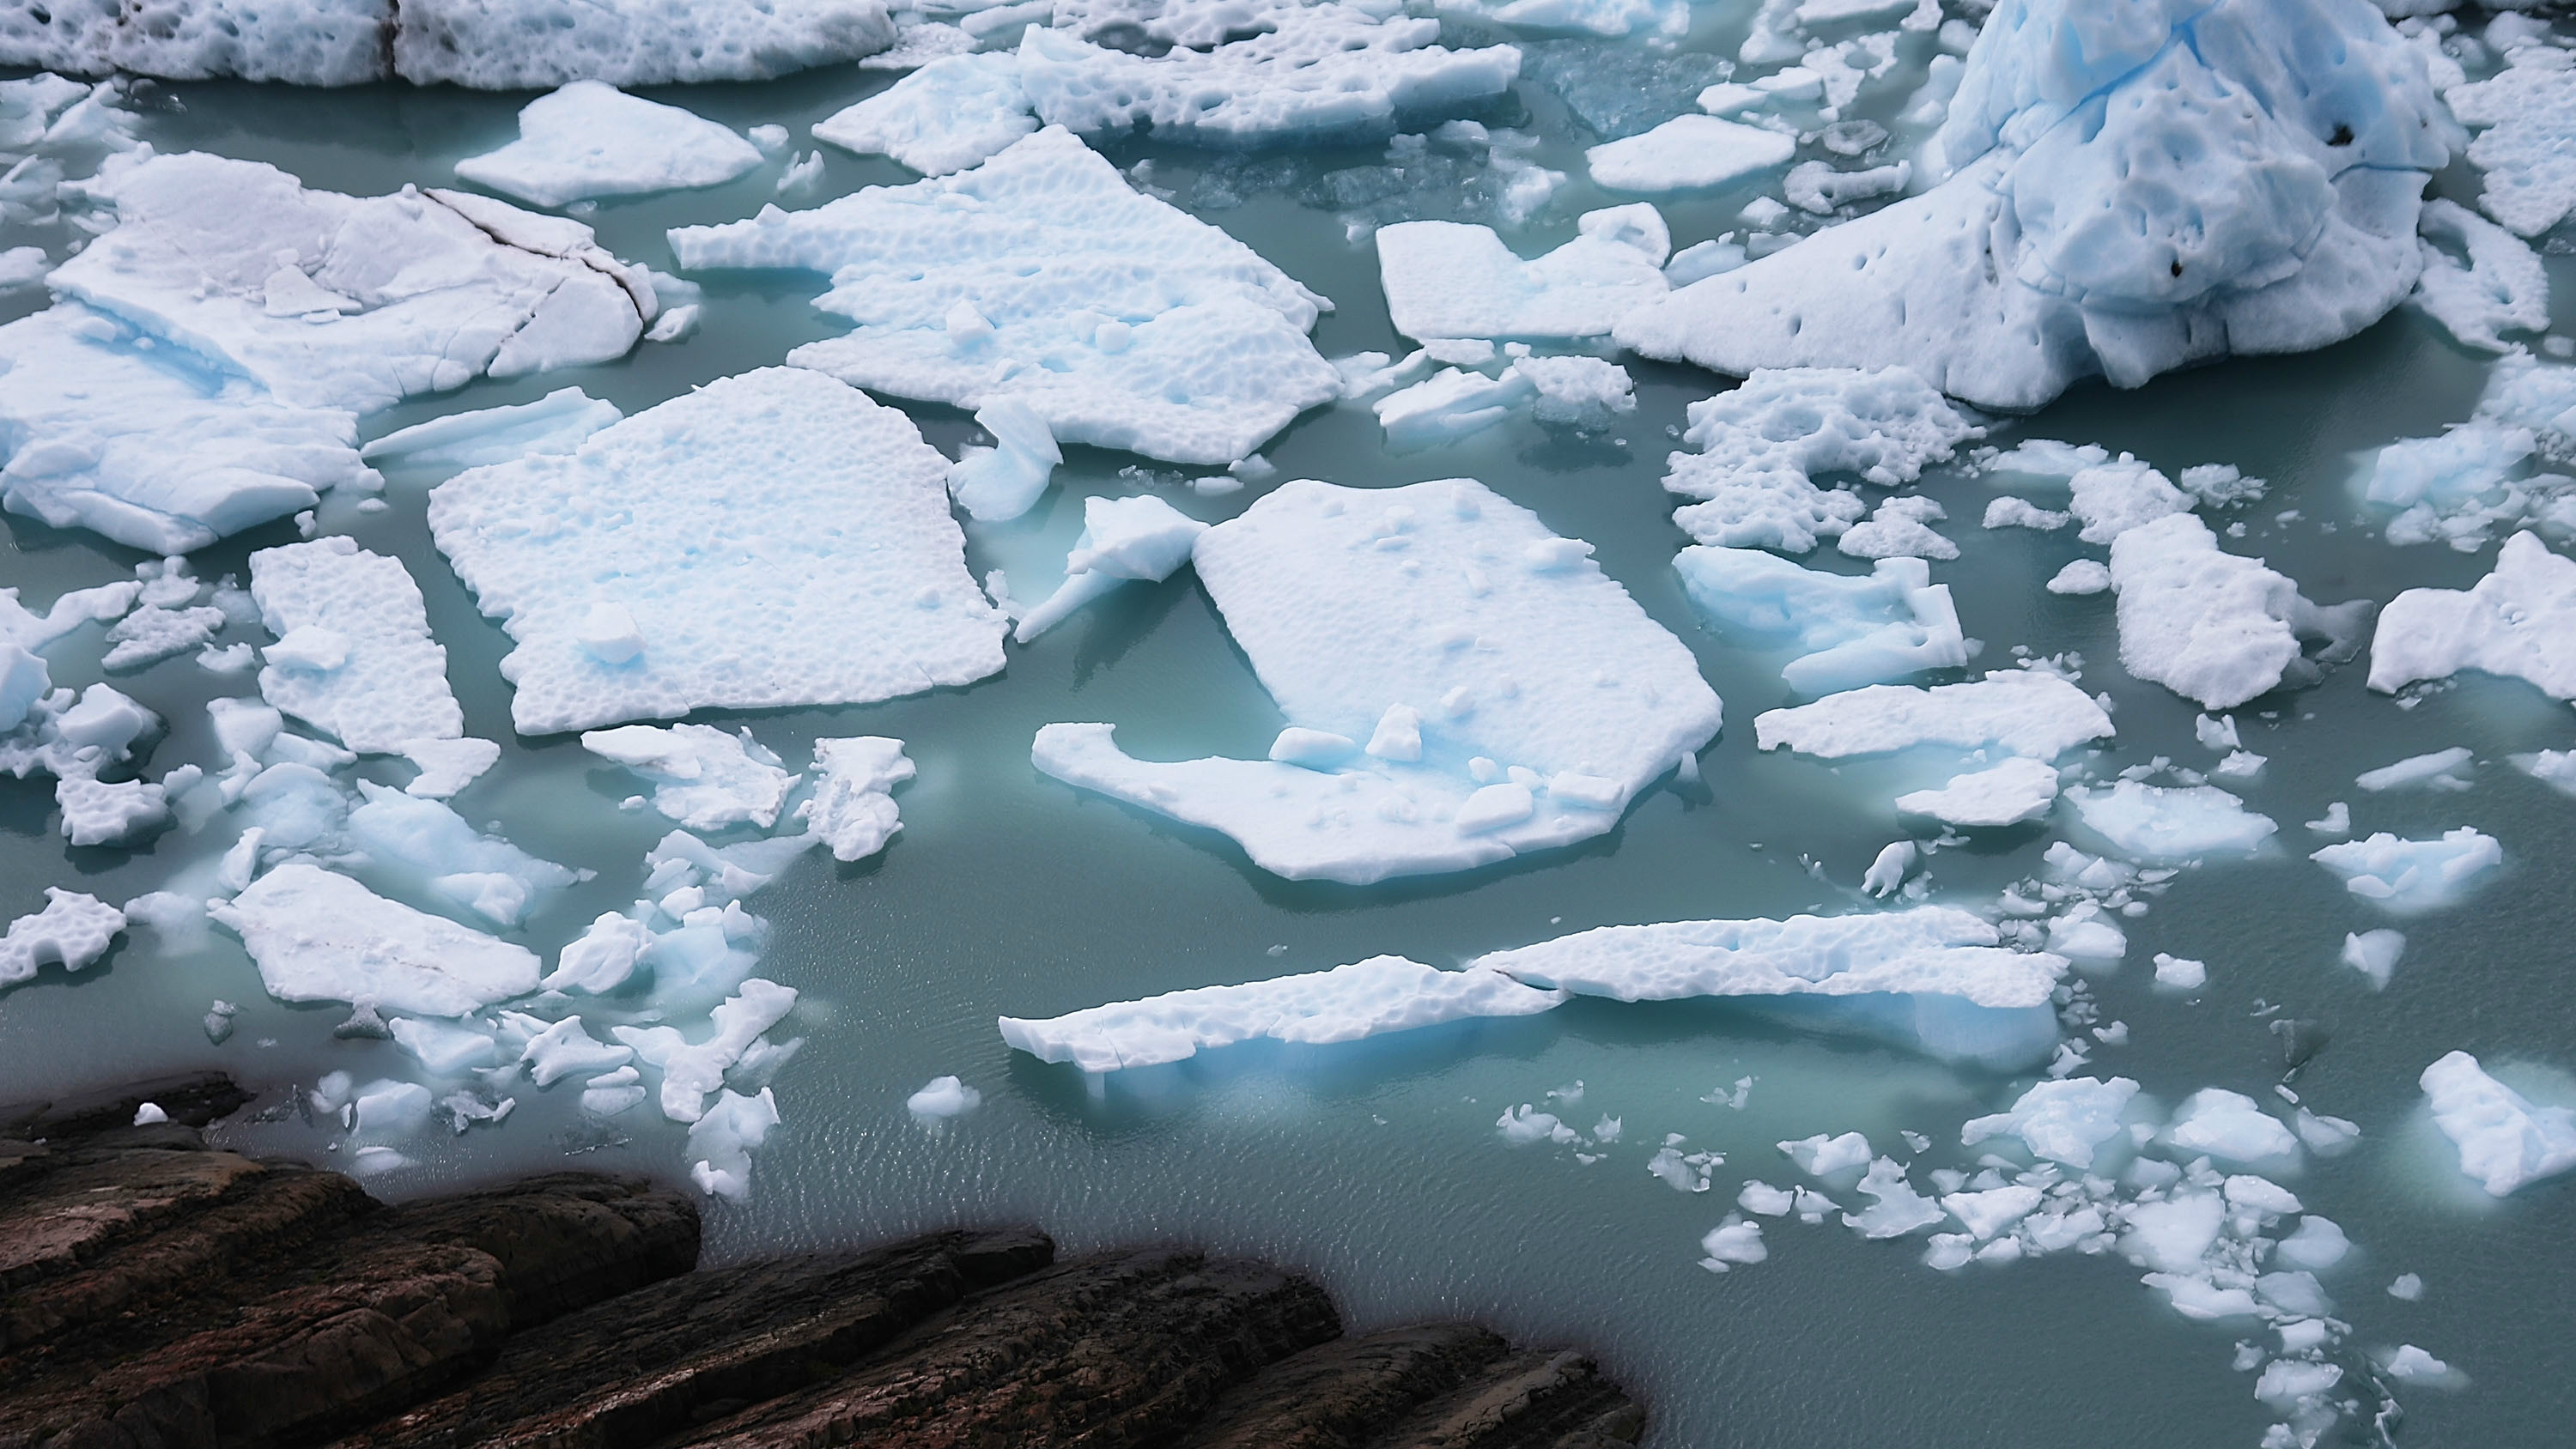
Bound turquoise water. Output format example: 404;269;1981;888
8;14;2576;1446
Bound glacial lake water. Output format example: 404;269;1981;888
7;10;2576;1446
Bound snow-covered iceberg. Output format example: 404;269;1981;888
429;367;1006;734
999;956;1565;1072
1617;0;2458;409
1034;476;1722;883
1475;906;2069;1067
667;127;1340;466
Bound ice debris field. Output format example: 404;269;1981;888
7;1;2576;1445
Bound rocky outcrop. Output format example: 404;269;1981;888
0;1075;1642;1449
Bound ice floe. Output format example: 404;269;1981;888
1619;0;2458;409
2409;198;2549;354
1753;671;2113;761
453;82;764;207
582;724;798;833
999;956;1566;1071
2311;828;2502;913
1894;757;2060;828
430;367;1005;734
1961;1076;2138;1169
1014;494;1207;642
798;736;913;862
1660;367;1979;553
2369;530;2576;698
249;539;462;756
1032;477;1721;882
2109;514;2364;711
210;863;542;1016
815;52;1038;175
0;888;124;987
1585;115;1796;193
1376;207;1669;343
670;127;1338;465
361;389;622;471
1676;550;1965;695
2419;1050;2576;1197
2064;782;2278;865
2445;52;2576;238
2340;928;2406;990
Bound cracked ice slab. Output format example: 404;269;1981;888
999;955;1565;1072
210;862;540;1017
249;538;463;756
667;127;1340;466
1034;476;1721;884
429;367;1005;735
1476;906;2068;1067
1618;0;2458;409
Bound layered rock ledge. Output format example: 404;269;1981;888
0;1073;1643;1449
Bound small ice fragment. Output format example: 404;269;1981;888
906;1075;982;1120
1699;1216;1767;1270
2046;560;2111;596
1780;1131;1872;1176
2356;747;2473;793
2338;930;2405;990
1862;840;1916;897
2388;1272;2423;1300
131;1102;168;1126
2152;953;2207;991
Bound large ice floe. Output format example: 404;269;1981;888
1753;671;2113;761
2108;514;2367;711
1033;476;1722;883
2369;530;2576;698
428;367;1006;734
1473;906;2069;1068
999;956;1566;1072
1657;367;1979;554
669;127;1340;465
2;150;653;552
0;0;899;88
453;82;764;208
1674;549;1965;695
209;863;542;1017
2419;1050;2576;1197
1617;0;2459;409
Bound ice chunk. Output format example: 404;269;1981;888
1661;367;1978;553
50;152;650;417
1031;477;1721;883
1753;671;2114;760
209;863;541;1016
2153;952;2207;991
1477;906;2066;1065
1586;115;1795;193
2370;531;2576;699
512;1014;635;1086
947;397;1061;524
2275;1216;2349;1271
1943;1184;2043;1240
345;782;575;927
999;956;1564;1071
2420;1049;2576;1197
361;387;620;471
1516;355;1636;428
1780;1131;1872;1176
54;774;175;846
817;52;1035;176
1675;549;1965;694
668;129;1339;465
1836;494;1955;562
1619;0;2456;409
1861;841;1915;898
2109;514;2353;710
2311;828;2502;913
2162;1088;2300;1166
401;738;501;798
582;724;797;832
0;888;125;986
250;538;461;755
1015;495;1207;642
2065;781;2277;864
2411;198;2549;353
906;1075;983;1119
392;2;897;88
1376;215;1668;343
799;736;914;862
430;367;1006;733
2357;747;2472;793
1698;1216;1767;1270
1844;1158;1945;1238
543;912;653;994
454;82;762;207
2446;59;2576;237
614;978;799;1121
388;1016;499;1076
0;3;392;85
684;1087;781;1200
1962;1076;2138;1168
1895;757;2059;828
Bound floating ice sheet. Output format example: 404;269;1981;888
2065;781;2278;864
2446;58;2576;238
453;82;763;207
583;724;798;833
1032;476;1721;883
999;955;1565;1072
668;127;1340;465
1754;672;2112;761
2311;828;2502;914
1376;208;1669;342
1585;114;1795;192
0;888;124;987
1674;549;1965;694
2420;1050;2576;1197
2410;198;2549;353
2110;514;2356;711
430;367;1005;734
813;52;1036;175
249;538;462;756
1619;0;2457;409
1894;757;2059;828
2371;530;2576;699
210;863;541;1017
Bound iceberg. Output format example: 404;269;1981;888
1475;906;2067;1067
1753;671;2113;761
453;82;764;207
668;127;1340;466
1376;206;1670;343
2419;1050;2576;1197
582;724;798;833
210;863;542;1017
798;736;914;862
1618;0;2458;409
814;52;1037;176
2311;828;2503;913
1660;367;1980;553
1014;494;1208;643
2370;531;2576;699
429;367;1006;734
0;888;125;987
1674;549;1965;694
684;1086;781;1199
999;956;1565;1072
1031;477;1722;883
2064;781;2278;864
2110;513;2362;711
249;538;462;756
1893;757;2060;828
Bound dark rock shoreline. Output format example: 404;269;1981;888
1;1074;1644;1449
